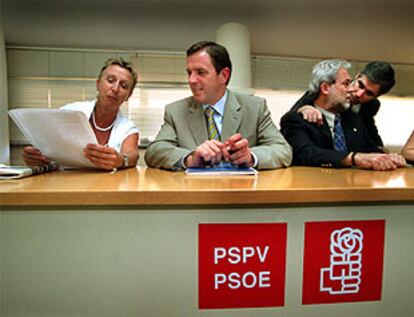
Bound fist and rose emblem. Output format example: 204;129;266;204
320;227;364;295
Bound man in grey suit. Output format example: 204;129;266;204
145;41;292;170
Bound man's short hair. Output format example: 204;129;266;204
360;61;395;96
186;41;232;85
308;59;352;97
98;57;138;94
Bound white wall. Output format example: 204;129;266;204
2;0;414;64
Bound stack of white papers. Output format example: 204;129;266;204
0;163;59;180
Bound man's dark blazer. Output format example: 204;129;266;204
283;91;383;147
280;108;382;167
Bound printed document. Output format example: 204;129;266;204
9;108;98;169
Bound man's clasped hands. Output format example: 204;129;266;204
185;133;254;168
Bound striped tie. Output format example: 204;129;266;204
333;114;348;152
205;106;220;141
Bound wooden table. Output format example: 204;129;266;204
2;166;414;206
1;167;413;317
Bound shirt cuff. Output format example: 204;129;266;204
179;151;194;170
251;151;258;169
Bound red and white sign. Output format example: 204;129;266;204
302;220;385;305
198;223;287;309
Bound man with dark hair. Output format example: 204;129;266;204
285;61;395;148
186;41;232;85
360;61;395;96
280;59;405;171
145;40;292;170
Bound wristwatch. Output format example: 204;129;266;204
121;153;129;168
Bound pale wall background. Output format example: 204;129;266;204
2;0;414;64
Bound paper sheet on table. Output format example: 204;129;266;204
9;108;98;169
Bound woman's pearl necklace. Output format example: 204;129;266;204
91;109;115;132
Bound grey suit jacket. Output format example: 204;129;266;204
144;90;292;170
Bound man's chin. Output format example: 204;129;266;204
343;101;351;110
193;94;206;104
334;101;351;113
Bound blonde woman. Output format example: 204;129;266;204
23;57;139;170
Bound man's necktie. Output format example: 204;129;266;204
333;114;348;152
205;106;220;141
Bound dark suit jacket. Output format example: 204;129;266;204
145;90;292;170
280;109;382;167
282;91;383;147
